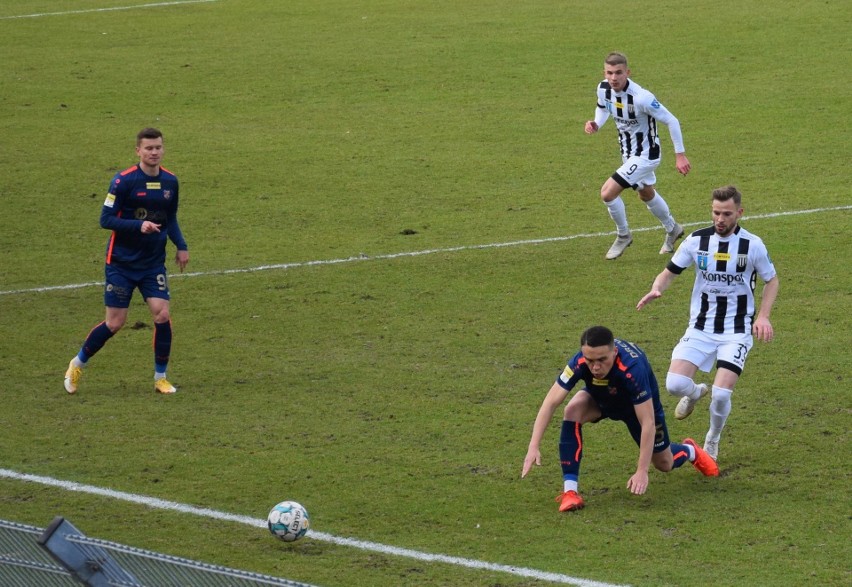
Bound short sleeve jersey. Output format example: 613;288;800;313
669;225;777;335
100;165;184;270
595;79;683;161
556;339;663;417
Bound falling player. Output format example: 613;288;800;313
522;326;718;512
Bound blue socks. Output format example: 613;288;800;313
669;442;691;468
78;322;115;362
559;420;582;490
154;320;172;374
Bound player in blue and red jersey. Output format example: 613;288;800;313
522;326;718;512
64;128;189;395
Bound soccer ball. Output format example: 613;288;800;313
267;501;310;542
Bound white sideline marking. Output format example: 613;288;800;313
0;469;628;587
1;205;849;297
0;0;217;20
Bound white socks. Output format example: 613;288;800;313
667;373;733;443
605;192;676;234
604;198;630;235
645;192;676;232
707;386;733;441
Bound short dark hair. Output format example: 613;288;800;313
580;326;615;348
136;127;163;146
605;52;628;67
712;185;742;207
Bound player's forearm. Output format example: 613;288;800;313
757;276;779;319
652;269;676;294
100;210;142;233
167;218;188;250
528;408;554;450
666;119;686;154
593;107;609;129
636;434;654;473
528;389;564;449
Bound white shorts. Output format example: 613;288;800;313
614;155;659;190
671;328;753;375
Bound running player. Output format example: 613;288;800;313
637;185;779;461
522;326;718;512
584;52;691;259
64;128;189;395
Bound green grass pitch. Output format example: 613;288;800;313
0;1;849;586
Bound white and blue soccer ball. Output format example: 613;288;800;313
267;501;310;542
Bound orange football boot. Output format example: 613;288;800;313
684;438;719;477
555;490;585;512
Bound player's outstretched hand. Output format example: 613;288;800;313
636;290;662;310
627;471;649;495
752;317;774;342
521;449;541;478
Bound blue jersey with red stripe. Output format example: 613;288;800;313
100;165;187;270
556;338;664;419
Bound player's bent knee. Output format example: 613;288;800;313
666;372;694;397
652;454;674;472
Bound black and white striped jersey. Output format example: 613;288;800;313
593;79;685;161
667;225;777;335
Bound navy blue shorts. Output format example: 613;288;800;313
600;405;672;453
104;264;170;308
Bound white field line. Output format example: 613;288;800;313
0;0;217;20
1;205;849;297
0;469;628;587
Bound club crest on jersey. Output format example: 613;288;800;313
737;254;748;268
163;190;172;200
697;253;709;270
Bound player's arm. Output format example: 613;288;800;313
586;86;610;134
636;265;681;310
522;382;570;477
167;217;189;272
626;399;655;495
99;185;146;234
647;97;690;175
753;275;779;342
585;103;609;134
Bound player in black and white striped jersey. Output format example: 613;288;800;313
636;186;780;462
584;52;691;260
